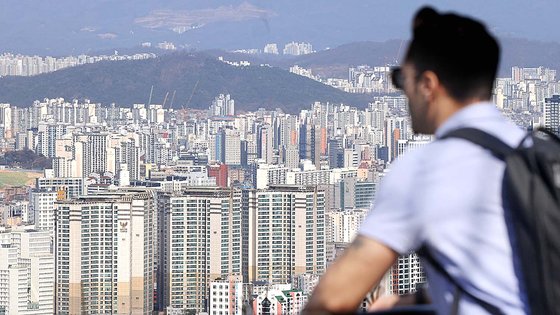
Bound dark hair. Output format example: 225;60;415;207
405;7;500;101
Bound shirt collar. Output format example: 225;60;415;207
434;102;502;139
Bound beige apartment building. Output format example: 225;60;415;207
55;190;157;315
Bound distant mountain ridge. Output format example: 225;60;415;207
2;38;560;113
214;38;560;78
498;38;560;75
0;52;372;113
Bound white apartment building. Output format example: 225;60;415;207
343;148;359;168
292;273;321;296
36;175;85;199
282;42;313;56
282;147;300;169
388;253;426;296
53;131;142;179
55;190;157;315
208;94;235;117
0;104;12;139
147;104;165;124
396;134;432;158
36;123;68;158
326;208;367;244
224;131;241;166
30;190;57;236
158;187;244;314
329;167;358;184
0;227;54;315
132;104;147;123
263;43;279;55
84;133;110;176
286;168;330;187
255;163;288;189
114;139;140;181
53;135;76;177
208;275;247;315
245;133;258;165
248;185;326;284
258;125;274;164
143;176;217;192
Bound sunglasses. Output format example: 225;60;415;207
390;66;404;90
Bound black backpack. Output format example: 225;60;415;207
426;127;560;315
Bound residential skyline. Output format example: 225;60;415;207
0;3;558;314
0;62;558;313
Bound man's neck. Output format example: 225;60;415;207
433;97;490;132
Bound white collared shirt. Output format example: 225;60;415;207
359;102;528;314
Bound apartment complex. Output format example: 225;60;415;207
158;187;244;313
248;185;326;284
55;190;157;315
0;228;54;315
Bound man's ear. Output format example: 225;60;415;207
418;70;440;102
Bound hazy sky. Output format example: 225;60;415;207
0;0;558;54
259;0;560;42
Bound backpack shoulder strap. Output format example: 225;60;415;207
439;128;514;160
535;127;560;143
418;246;504;315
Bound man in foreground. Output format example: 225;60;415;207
304;7;527;315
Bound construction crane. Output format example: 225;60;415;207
169;90;176;108
147;85;154;105
183;79;200;110
162;91;169;108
